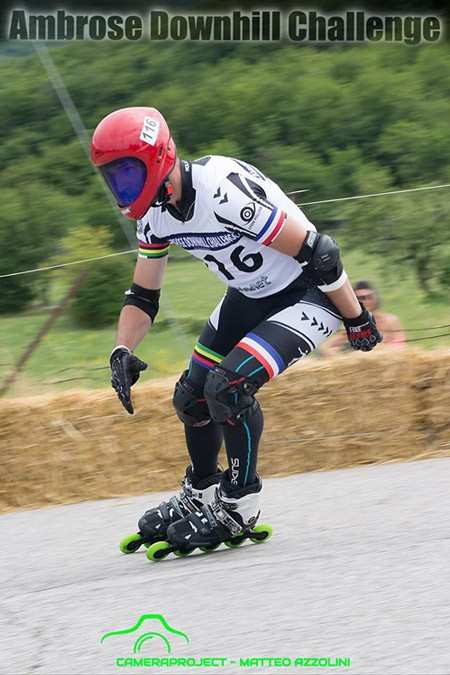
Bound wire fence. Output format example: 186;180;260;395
292;182;450;206
0;250;136;279
2;182;450;279
0;328;446;389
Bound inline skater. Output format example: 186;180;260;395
90;107;382;557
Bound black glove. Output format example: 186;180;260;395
343;304;383;351
110;346;148;414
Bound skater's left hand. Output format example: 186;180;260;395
110;346;148;414
343;304;383;351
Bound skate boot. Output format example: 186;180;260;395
119;466;222;554
146;472;272;561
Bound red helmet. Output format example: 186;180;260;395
90;107;176;220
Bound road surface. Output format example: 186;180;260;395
1;457;449;675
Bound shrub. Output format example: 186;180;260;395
69;255;132;328
56;224;134;328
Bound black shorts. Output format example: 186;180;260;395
186;276;342;390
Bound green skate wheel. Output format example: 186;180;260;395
119;533;144;554
199;543;220;553
146;541;171;561
224;534;246;548
249;523;273;544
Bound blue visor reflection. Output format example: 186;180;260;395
100;157;147;206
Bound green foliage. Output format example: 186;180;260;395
0;41;449;302
69;257;131;328
342;191;450;295
437;249;450;290
56;225;133;328
0;183;77;313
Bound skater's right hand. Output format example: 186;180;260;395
110;346;148;414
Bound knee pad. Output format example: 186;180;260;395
204;366;259;424
173;371;211;427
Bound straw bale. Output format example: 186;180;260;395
413;349;450;457
0;349;449;513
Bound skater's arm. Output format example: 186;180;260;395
110;257;167;414
115;256;168;352
115;306;151;352
321;278;361;319
268;215;360;317
268;215;383;350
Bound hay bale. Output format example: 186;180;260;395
258;349;428;476
0;377;184;511
0;349;449;513
412;349;450;457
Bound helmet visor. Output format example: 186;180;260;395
100;157;147;207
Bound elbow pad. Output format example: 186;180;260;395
294;231;347;291
123;283;160;322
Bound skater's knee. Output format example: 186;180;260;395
204;366;259;424
173;370;211;427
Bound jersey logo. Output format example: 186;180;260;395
213;186;229;204
140;117;160;146
237;274;272;294
240;203;256;223
169;230;241;251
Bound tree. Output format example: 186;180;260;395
343;190;450;296
55;225;134;327
0;183;77;313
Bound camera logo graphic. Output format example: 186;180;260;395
100;613;190;655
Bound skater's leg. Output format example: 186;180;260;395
128;290;276;551
203;356;268;489
204;286;342;489
222;401;263;488
159;288;342;552
184;423;223;478
178;290;274;480
173;364;223;479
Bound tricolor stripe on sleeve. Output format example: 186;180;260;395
255;207;287;246
138;241;170;259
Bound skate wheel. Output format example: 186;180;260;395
173;548;193;557
249;523;273;544
199;544;220;553
224;534;246;548
119;533;144;554
146;540;171;561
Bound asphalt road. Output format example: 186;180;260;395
1;457;449;675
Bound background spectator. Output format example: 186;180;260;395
320;280;406;356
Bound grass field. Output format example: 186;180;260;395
0;248;448;397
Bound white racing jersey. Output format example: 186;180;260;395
136;155;316;298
